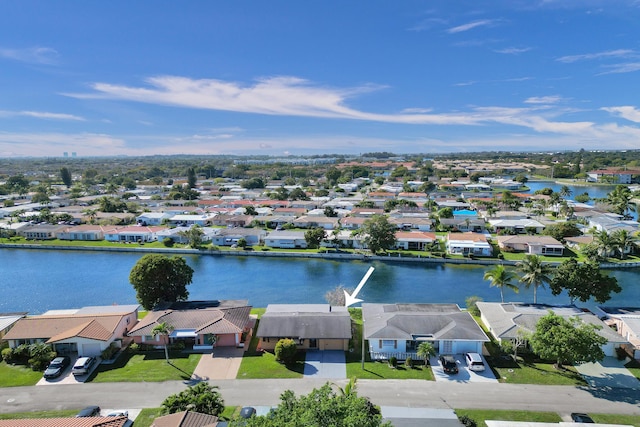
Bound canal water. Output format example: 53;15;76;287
2;248;639;314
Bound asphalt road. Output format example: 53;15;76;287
1;379;639;416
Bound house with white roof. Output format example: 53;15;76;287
446;232;493;257
264;230;307;249
136;212;173;226
596;307;640;359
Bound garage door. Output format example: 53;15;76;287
81;343;102;357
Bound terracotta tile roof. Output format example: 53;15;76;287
151;410;219;427
395;231;436;241
447;232;488;242
0;416;128;427
3;314;126;342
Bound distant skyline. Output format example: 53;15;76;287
1;1;640;158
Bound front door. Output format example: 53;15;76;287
309;339;318;349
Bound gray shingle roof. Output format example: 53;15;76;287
257;304;351;339
362;303;489;342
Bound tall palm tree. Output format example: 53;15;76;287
559;185;572;200
483;264;519;303
152;322;174;362
416;342;436;366
593;229;615;260
516;255;553;304
612;229;636;260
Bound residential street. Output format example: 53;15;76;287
1;379;639;416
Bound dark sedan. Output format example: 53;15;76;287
43;356;71;379
438;354;459;374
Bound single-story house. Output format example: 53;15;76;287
168;213;217;227
211;227;267;246
445;232;493;257
324;230;366;249
18;224;68;240
156;226;216;245
488;218;545;234
292;215;340;230
394;231;437;251
256;304;352;351
136;212;173;226
127;300;252;351
264;230;307;249
0;416;130;427
0;312;26;340
362;303;489;360
57;224;120;241
104;226;165;243
151;411;221;427
339;216;367;230
211;214;253;228
497;235;565;256
587;213;640;234
476;302;627;357
435;200;471;211
2;305;139;357
439;218;486;233
388;216;433;231
596;306;640;359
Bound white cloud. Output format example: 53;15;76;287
0;47;59;65
0;110;85;121
446;19;495;34
597;62;640;75
0;132;125;157
495;47;532;54
602;106;640;122
556;49;635;63
524;96;563;104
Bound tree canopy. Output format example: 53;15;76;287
483;264;519;303
236;383;390;427
304;227;325;249
361;214;397;254
516;255;553;304
129;254;194;310
529;311;606;367
549;259;621;304
161;382;224;416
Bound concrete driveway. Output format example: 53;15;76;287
192;347;245;381
303;350;346;379
431;354;498;383
575;356;640;389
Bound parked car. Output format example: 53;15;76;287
76;406;101;417
570;413;595;423
438;354;459;374
107;410;128;417
239;407;256;419
464;352;485;372
43;356;71;379
71;356;96;376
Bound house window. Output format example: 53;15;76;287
144;335;155;342
382;340;395;347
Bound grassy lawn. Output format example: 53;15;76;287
236;324;304;379
346;308;434;380
89;350;201;382
0;362;43;387
455;409;562;427
131;408;165;427
591;414;640;427
3;237;169;249
625;359;640;381
0;410;80;420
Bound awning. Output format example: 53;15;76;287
170;330;197;338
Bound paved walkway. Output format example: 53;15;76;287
575;356;640;389
430;355;498;383
303;350;346;379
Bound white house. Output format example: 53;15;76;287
136;212;172;226
264;230;308;249
104;226;164;243
446;232;493;257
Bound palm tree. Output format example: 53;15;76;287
516;255;553;304
416;342;436;366
612;229;636;260
483;264;519;303
593;229;615;260
559;185;572;200
152;322;174;363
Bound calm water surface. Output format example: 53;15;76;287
3;248;640;314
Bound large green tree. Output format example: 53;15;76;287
237;383;390;427
529;312;606;368
162;382;224;416
60;167;73;188
178;225;205;249
304;227;326;249
483;264;519;303
129;254;194;310
516;255;553;304
361;214;397;254
549;259;621;304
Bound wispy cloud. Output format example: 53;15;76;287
0;110;85;121
556;49;635;63
408;17;447;32
524;96;563;104
0;132;125;157
495;47;532;54
597;62;640;75
447;19;495;34
602;106;640;122
0;47;59;65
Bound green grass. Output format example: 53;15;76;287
89;350;201;382
250;307;266;318
0;410;79;419
346;308;434;380
132;408;165;427
455;409;562;427
625;359;640;381
3;236;170;249
236;323;304;379
591;413;640;427
0;361;43;387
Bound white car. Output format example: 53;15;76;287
464;352;485;371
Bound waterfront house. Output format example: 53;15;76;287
596;307;640;359
445;232;493;257
19;224;67;240
3;305;139;357
256;304;352;351
497;235;565;256
104;226;164;243
393;231;437;251
264;230;307;249
476;302;627;357
0;312;26;340
57;224;120;241
127;300;252;351
156;226;216;245
587;168;640;184
362;303;489;360
211;227;267;247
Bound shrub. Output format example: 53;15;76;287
458;415;477;427
1;347;14;364
275;339;297;364
388;356;397;368
128;343;140;353
27;343;56;371
405;356;413;369
101;342;120;360
616;346;628;361
162;238;174;247
170;341;186;351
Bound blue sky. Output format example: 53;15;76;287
1;1;640;157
